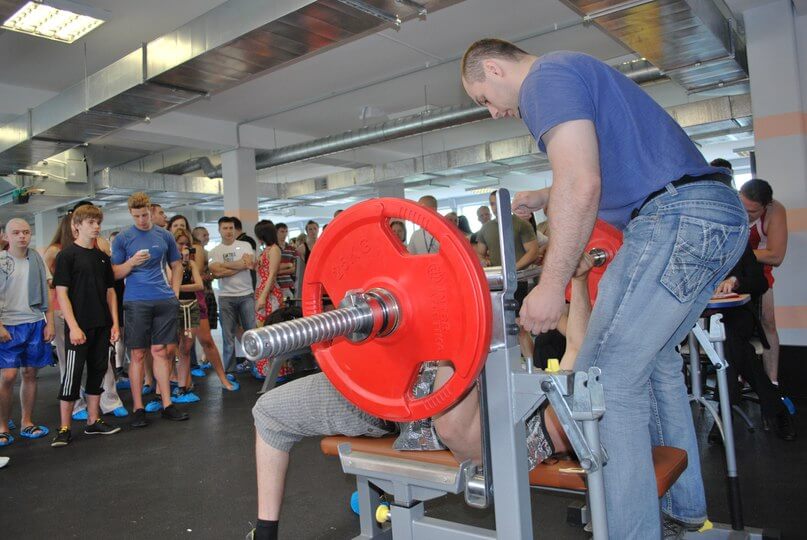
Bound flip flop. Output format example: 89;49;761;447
7;420;15;430
19;425;49;439
0;433;13;447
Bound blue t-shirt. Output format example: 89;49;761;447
111;225;180;302
519;51;729;229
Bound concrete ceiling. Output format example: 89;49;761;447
0;0;768;228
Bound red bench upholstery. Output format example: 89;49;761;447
321;436;687;497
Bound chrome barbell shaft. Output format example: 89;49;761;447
243;305;375;360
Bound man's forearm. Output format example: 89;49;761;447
113;261;133;280
107;289;119;327
171;262;183;295
57;288;80;332
541;177;600;290
515;243;539;270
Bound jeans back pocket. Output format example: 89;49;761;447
660;215;744;303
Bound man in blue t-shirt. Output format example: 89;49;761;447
459;39;748;537
111;192;188;426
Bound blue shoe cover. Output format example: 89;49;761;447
145;400;163;413
112;407;129;418
72;410;88;421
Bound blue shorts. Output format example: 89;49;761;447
0;320;51;369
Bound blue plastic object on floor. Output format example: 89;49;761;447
251;366;266;381
191;368;206;377
782;396;797;415
200;362;212;370
142;384;154;395
116;378;131;390
226;373;237;382
350;491;360;515
145;400;163;413
72;410;88;421
112;407;129;418
172;391;200;404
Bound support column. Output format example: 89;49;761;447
34;209;59;251
377;180;405;199
744;0;807;345
221;147;259;235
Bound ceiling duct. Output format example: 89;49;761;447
269;92;752;202
561;0;748;95
184;64;663;178
155;156;218;177
0;0;462;176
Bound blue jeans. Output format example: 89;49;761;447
575;181;748;539
218;294;257;371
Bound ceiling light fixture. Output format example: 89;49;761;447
2;0;107;44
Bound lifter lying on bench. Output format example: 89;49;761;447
248;255;600;540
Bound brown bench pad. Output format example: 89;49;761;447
321;436;687;497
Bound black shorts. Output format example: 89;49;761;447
124;298;179;349
59;326;110;401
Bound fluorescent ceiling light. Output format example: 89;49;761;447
3;1;106;43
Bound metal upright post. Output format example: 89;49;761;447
710;316;744;531
482;189;533;539
688;331;702;400
582;419;608;539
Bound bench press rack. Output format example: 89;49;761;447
244;190;614;539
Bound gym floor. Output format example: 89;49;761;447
1;366;804;539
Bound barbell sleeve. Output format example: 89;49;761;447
243;305;375;360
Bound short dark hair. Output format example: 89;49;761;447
231;217;243;230
254;219;273;238
461;38;528;83
168;214;190;231
218;216;237;227
255;221;278;246
457;215;473;235
710;158;733;171
275;222;288;230
306;220;319;228
740;178;773;206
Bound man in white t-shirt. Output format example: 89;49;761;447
210;216;256;372
407;195;441;255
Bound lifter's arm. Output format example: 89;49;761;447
559;253;594;370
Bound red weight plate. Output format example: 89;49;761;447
565;219;623;304
302;198;492;422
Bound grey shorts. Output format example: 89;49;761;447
253;372;394;452
124;298;180;349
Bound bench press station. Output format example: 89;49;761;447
244;190;688;539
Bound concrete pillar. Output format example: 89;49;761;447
34;209;59;251
221;147;259;236
745;0;807;345
377;180;405;199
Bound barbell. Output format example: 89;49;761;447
243;198;622;422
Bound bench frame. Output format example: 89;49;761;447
340;190;610;540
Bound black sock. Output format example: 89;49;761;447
254;519;278;540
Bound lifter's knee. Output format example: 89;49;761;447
433;414;482;464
